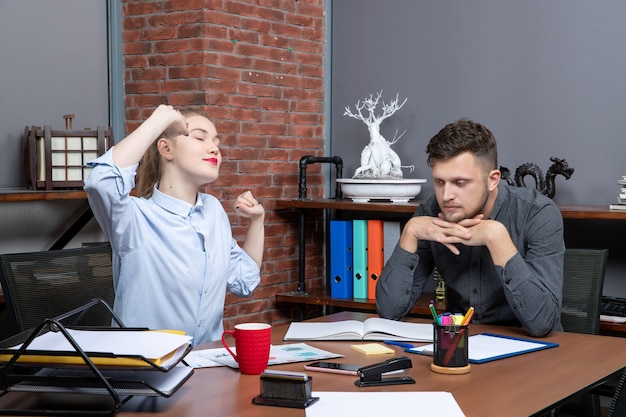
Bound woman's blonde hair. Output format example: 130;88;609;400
135;108;212;198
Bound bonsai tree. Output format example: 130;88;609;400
344;90;414;179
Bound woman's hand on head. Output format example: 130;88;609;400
235;191;265;220
111;104;187;168
152;105;188;138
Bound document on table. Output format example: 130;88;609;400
306;392;466;417
185;343;342;369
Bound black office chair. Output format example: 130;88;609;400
0;243;115;339
608;367;626;417
557;248;609;417
560;248;608;335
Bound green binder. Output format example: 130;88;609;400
352;219;368;299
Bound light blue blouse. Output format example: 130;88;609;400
84;148;260;344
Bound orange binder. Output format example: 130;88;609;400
367;219;384;300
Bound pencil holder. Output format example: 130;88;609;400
431;322;471;374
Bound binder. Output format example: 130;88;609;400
352;219;368;299
367;219;384;300
329;220;353;299
383;221;401;265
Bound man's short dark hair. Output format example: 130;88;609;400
426;118;498;170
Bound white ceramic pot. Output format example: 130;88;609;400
336;178;427;203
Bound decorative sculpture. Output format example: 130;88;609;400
343;91;414;179
500;157;574;199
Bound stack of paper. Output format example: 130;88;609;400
0;329;195;402
2;329;193;369
609;176;626;211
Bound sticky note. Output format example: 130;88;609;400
350;343;394;356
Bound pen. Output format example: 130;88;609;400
462;307;475;325
383;340;415;349
429;301;440;325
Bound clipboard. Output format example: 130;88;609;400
407;332;559;364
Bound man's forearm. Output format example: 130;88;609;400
500;254;563;337
376;246;425;320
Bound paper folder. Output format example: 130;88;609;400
383;221;401;265
352;219;368;299
367;219;384;300
0;329;193;371
329;220;353;298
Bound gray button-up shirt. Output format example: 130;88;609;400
376;183;564;337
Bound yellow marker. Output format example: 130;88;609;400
462;307;475;325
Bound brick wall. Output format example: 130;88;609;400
121;0;327;329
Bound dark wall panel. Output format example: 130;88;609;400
331;0;626;206
0;0;109;188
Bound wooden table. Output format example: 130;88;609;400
2;311;626;417
277;290;626;336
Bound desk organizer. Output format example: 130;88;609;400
431;323;471;375
0;299;193;415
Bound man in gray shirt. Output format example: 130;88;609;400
376;119;564;337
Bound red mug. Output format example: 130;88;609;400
221;323;272;375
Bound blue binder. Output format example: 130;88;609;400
352;219;368;299
329;220;353;298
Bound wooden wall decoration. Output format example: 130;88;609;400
22;115;112;190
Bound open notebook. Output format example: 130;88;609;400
283;318;432;342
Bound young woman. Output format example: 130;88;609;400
84;105;264;344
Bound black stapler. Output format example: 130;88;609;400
355;356;416;387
